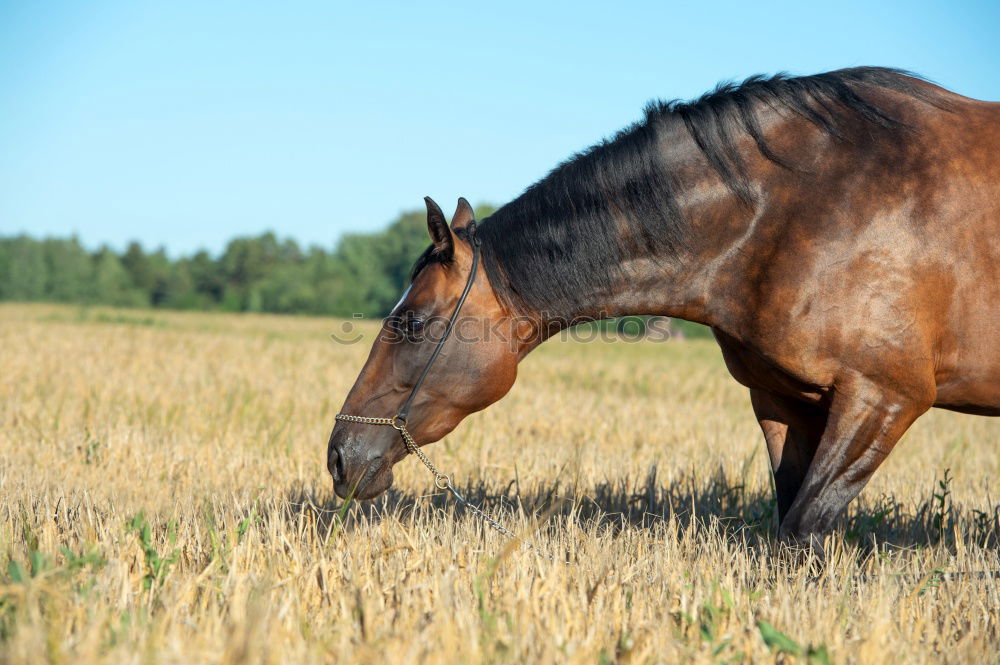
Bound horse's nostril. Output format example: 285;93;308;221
328;445;345;483
336;451;346;481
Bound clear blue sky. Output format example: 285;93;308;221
1;1;997;256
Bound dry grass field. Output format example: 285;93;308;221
1;303;997;665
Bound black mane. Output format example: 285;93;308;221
417;67;946;316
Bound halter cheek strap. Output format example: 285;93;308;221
335;223;482;482
395;225;481;423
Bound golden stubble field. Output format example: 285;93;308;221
0;303;997;665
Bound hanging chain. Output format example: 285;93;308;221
334;413;555;560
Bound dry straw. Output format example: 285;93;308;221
0;304;997;664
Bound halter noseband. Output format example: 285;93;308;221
334;223;482;488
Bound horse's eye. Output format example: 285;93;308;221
402;317;425;340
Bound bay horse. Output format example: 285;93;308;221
328;67;999;548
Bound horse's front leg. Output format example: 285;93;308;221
749;389;827;522
777;372;932;547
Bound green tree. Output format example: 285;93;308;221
0;236;47;300
186;250;226;304
159;261;202;309
120;242;173;305
0;201;498;316
43;237;93;302
121;242;152;292
219;233;289;310
91;248;147;306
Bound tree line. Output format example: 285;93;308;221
0;204;496;318
0;204;712;338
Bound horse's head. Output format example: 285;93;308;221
327;197;528;500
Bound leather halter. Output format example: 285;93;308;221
332;224;559;559
334;223;482;467
395;223;482;424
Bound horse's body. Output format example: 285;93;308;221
329;68;998;547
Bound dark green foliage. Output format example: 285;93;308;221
43;237;93;301
0;202;700;338
0;206;478;318
0;235;47;300
92;248;149;307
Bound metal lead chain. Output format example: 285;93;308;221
334;413;556;560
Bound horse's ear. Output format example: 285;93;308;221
424;196;454;259
451;197;475;231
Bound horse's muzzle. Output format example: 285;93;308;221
327;427;395;500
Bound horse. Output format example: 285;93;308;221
327;67;999;549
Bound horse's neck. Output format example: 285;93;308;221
530;126;791;339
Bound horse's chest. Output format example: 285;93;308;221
712;329;829;404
